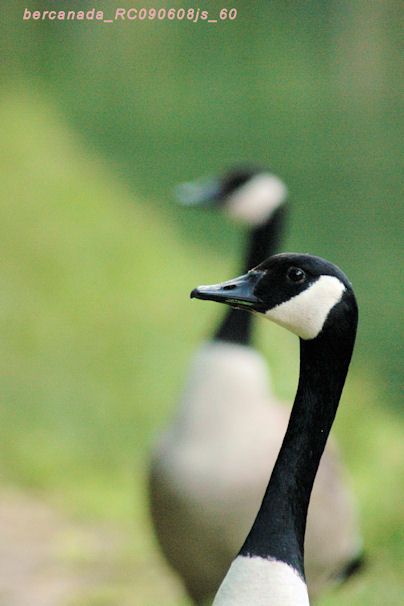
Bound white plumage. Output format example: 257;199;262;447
265;275;346;339
213;556;309;606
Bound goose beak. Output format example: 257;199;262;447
190;271;266;312
175;177;221;207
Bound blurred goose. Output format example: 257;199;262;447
191;253;359;605
149;168;361;604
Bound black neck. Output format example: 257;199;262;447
244;205;286;272
239;307;357;577
214;206;287;345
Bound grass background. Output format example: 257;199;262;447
0;2;403;604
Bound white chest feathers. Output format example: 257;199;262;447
226;173;288;226
213;556;309;606
265;275;346;340
155;341;278;492
176;341;272;431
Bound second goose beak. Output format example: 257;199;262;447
190;271;266;312
175;177;221;207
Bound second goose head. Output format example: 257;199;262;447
179;167;290;345
176;166;288;229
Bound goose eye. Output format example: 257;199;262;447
287;267;306;283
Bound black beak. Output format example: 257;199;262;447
190;271;266;312
175;176;222;207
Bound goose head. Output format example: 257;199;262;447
176;166;288;227
191;253;357;341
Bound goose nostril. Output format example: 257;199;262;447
223;284;237;291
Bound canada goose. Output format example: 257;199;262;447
149;169;361;604
191;253;359;605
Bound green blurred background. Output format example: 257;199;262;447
0;1;403;604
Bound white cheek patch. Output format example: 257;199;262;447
226;173;288;226
213;555;309;606
265;275;346;340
